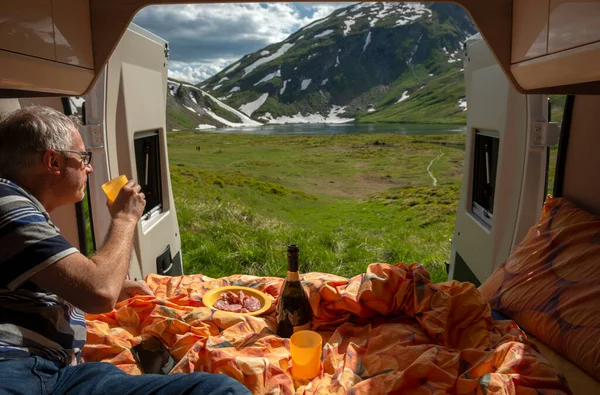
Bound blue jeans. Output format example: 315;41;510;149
0;357;250;394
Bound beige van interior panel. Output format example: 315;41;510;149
511;0;549;63
0;49;94;94
452;53;529;282
2;0;600;95
0;0;56;61
0;98;21;116
563;95;600;216
52;0;94;68
511;41;600;90
548;0;600;54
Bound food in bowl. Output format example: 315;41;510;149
213;290;262;313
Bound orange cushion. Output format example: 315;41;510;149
479;196;600;381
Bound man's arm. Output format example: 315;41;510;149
30;180;146;314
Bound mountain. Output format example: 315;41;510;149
166;2;476;131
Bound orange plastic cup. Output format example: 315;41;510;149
101;175;128;202
290;330;322;380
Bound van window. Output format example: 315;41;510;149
472;129;499;228
546;95;566;199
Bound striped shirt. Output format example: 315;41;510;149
0;178;85;366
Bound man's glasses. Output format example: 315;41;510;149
59;150;92;166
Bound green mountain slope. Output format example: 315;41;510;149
167;2;476;130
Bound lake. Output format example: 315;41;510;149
199;123;466;136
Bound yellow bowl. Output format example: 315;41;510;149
202;286;272;317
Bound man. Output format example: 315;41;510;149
0;106;249;394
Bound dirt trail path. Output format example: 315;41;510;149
427;150;445;186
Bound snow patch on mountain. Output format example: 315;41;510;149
243;43;294;76
183;105;196;113
212;84;222;91
223;62;240;75
314;29;334;39
200;89;262;126
444;45;462;63
408;34;423;63
301;18;329;31
230;86;241;92
301;79;312;91
254;70;281;86
362;32;372;53
196;124;216;130
203;108;243;127
369;4;393;27
321;78;329;85
260;50;270;56
280;79;290;94
239;93;269;116
260;105;353;124
167;81;179;96
343;20;356;36
458;97;467;111
351;3;369;12
395;3;431;26
396;91;410;103
218;76;229;84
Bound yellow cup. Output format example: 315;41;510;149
101;174;128;202
290;330;322;380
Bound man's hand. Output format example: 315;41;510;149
118;279;155;302
107;179;146;223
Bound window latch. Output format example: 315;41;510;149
79;125;104;149
531;122;560;147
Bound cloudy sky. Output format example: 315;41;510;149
133;3;355;84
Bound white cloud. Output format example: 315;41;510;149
133;2;355;83
167;60;233;84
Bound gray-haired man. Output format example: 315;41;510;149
0;106;249;394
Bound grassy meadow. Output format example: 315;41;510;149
167;132;466;283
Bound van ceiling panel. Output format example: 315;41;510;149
548;0;600;53
2;0;600;96
53;0;94;69
0;0;56;61
511;0;548;63
511;41;600;90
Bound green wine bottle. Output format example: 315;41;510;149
276;245;313;338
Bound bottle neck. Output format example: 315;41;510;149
287;271;300;281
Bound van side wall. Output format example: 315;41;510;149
562;96;600;216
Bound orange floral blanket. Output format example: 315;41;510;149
83;263;571;394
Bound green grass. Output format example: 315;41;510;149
550;95;566;125
546;95;565;197
357;69;466;124
167;108;197;130
169;132;466;282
